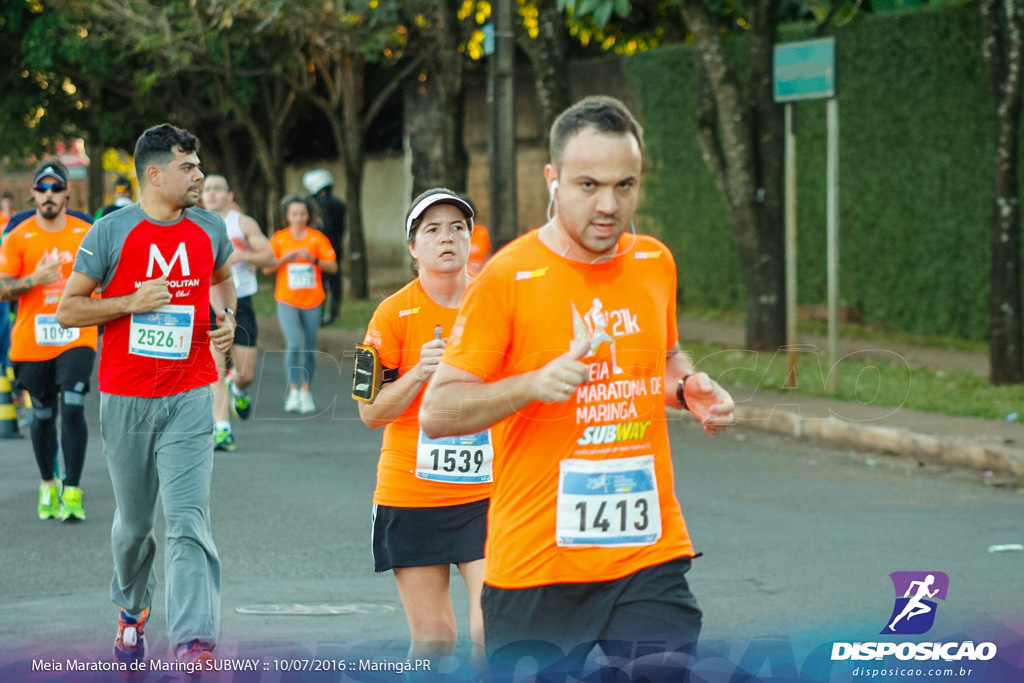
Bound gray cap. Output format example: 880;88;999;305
33;160;69;185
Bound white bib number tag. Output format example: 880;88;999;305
415;430;494;484
556;454;661;547
287;263;316;290
34;314;79;346
128;304;194;359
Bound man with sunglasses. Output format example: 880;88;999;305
0;159;97;522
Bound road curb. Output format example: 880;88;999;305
257;316;1024;477
734;407;1024;476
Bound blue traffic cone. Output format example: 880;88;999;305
0;373;22;439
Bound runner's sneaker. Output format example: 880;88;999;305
298;389;315;414
284;388;301;413
229;379;252;421
214;427;235;452
177;639;216;671
38;483;60;520
59;485;85;521
114;607;149;665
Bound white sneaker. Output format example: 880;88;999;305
298;389;315;414
284;388;301;413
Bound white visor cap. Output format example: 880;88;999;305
405;192;474;238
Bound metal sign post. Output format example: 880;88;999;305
773;37;838;391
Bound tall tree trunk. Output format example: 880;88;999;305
86;137;105;217
340;53;370;300
517;0;573;147
681;0;786;351
746;0;786;350
404;0;468;195
404;74;467;194
981;0;1024;384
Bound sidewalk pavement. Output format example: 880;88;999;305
259;316;1024;479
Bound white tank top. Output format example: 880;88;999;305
225;209;258;298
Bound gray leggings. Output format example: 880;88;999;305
276;301;322;386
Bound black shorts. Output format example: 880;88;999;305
371;498;489;572
12;346;96;405
482;556;701;673
209;296;258;347
233;296;258;347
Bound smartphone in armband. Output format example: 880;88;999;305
352;344;398;403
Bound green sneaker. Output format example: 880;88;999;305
214;426;235;452
59;485;86;522
38;483;60;520
230;380;252;421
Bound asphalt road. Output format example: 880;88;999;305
1;348;1021;681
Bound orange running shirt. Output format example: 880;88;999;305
364;278;493;508
467;223;492;276
269;228;336;309
442;229;693;589
0;215;98;361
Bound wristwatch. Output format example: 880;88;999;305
676;373;694;410
222;308;236;318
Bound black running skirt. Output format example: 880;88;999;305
372;498;488;572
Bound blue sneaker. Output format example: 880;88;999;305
229;380;252;421
114;608;149;665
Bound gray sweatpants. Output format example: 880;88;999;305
100;385;221;649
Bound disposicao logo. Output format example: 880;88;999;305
831;571;998;663
881;571;948;635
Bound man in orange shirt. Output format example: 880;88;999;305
420;97;736;675
0;160;97;521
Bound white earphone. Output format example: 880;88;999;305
549;180;558;199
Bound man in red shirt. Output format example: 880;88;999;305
58;124;236;668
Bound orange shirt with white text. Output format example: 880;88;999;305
442;229;692;589
0;215;98;361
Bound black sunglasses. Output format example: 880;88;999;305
34;182;66;193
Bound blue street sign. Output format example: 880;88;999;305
482;23;495;57
774;37;836;102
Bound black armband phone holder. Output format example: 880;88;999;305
352;344;399;403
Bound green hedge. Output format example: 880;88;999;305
627;2;996;340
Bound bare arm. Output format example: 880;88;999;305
0;252;61;302
358;339;444;429
0;274;35;302
56;271;171;328
261;248;305;275
419;338;592;438
317;256;339;275
233;216;277;269
665;345;697;404
207;262;238;354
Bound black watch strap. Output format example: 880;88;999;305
677;373;694;410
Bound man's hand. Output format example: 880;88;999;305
208;310;236;355
683;372;736;436
31;252;61;287
128;278;172;313
535;337;591;403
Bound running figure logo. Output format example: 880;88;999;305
571;298;623;375
881;571;949;635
